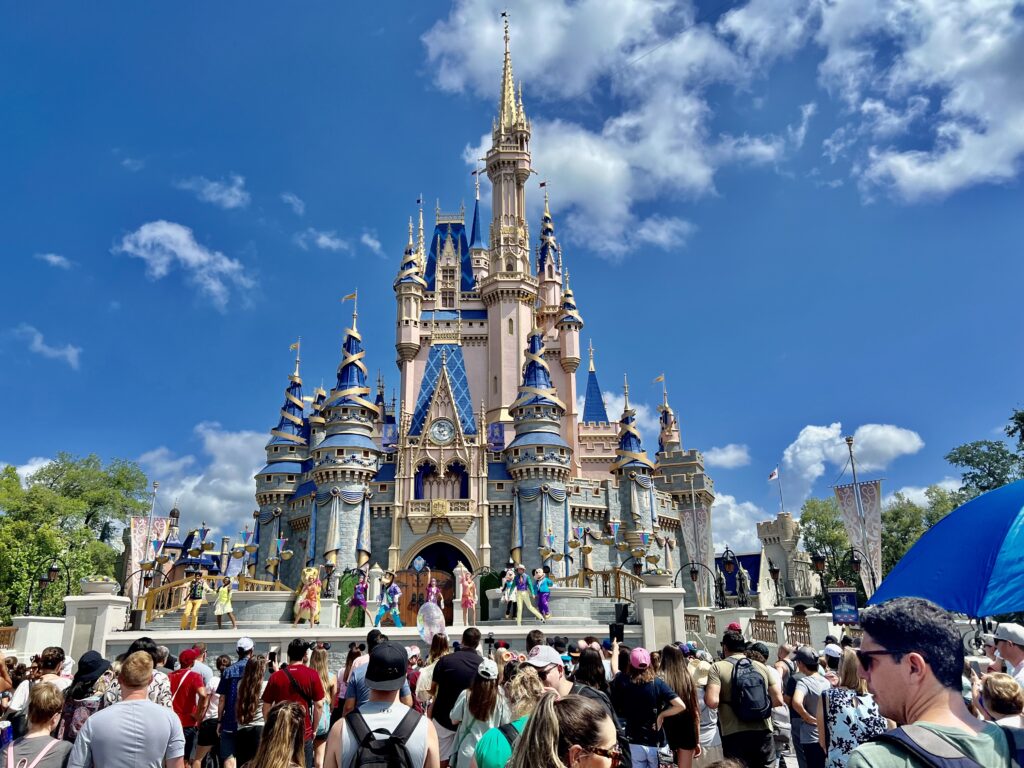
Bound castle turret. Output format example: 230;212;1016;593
394;217;427;408
577;341;618;478
255;344;308;579
537;190;564;315
506;328;573;569
656;383;682;456
469;171;489;282
310;301;381;569
612;376;655;478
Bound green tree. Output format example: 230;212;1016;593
0;455;149;623
1006;408;1024;454
944;440;1021;500
798;497;863;607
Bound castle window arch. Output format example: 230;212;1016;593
508;318;513;335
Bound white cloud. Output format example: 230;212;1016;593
716;0;818;65
711;492;766;552
788;102;818;149
115;220;256;311
175;174;250;209
360;231;385;258
121;157;145;172
704;443;751;469
431;1;800;258
14;324;82;370
294;228;350;252
573;390;661;452
883;477;961;508
138;422;265;534
33;253;73;270
781;421;925;508
1;456;51;485
281;192;305;216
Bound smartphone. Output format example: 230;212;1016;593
969;660;983;677
268;651;277;664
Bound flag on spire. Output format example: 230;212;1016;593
341;292;357;302
289;341;299;351
768;466;779;481
653;373;665;383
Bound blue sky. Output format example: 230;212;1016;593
3;1;1023;552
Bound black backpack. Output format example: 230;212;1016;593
727;656;772;721
345;708;421;768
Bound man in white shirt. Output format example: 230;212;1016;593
994;623;1024;686
69;650;185;768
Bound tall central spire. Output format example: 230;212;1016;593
499;13;518;130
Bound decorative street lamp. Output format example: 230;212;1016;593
811;551;829;596
721;546;737;575
768;558;781;603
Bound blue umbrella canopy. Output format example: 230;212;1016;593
868;479;1024;617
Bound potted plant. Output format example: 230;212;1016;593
80;575;119;595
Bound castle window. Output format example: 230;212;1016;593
441;267;455;283
287;475;295;482
506;260;514;272
559;448;566;456
288;446;295;452
507;318;513;335
493;376;498;394
441;291;455;308
273;447;279;453
363;451;370;457
379;484;387;492
336;449;343;457
593;488;600;497
513;449;520;457
496;482;505;490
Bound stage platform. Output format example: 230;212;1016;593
105;622;645;668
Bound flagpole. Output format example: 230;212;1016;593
846;436;872;593
776;467;787;514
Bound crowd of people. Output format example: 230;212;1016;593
2;598;1024;768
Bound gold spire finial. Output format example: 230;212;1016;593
498;11;517;130
292;337;301;378
588;339;595;372
543;185;550;217
341;291;358;332
417;195;425;265
564;268;571;291
623;373;631;410
474;165;481;200
407;216;414;248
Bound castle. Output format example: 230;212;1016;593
253;22;717;610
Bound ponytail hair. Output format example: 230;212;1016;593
507;692;610;768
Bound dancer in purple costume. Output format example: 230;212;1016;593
533;567;554;619
344;571;371;626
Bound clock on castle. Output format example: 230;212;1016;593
252;18;717;621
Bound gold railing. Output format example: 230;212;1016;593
143;575;289;622
553;568;645;603
785;618;811;646
685;615;700;635
0;626;17;649
705;615;717;636
749;617;779;644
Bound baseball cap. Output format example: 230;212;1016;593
749;642;771;659
630;648;651;670
726;622;742;632
365;642;409;691
179;649;200;667
824;644;843;659
601;638;613;651
996;624;1024;646
525;645;564;669
478;658;499;680
406;645;420;660
793;645;819;667
237;637;254;652
981;633;996;647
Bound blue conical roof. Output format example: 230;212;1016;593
612;383;654;472
325;316;379;416
582;344;609;423
469;197;486;250
268;364;307;447
511;329;565;411
537;198;561;274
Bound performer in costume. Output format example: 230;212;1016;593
533;567;554;620
501;568;517;620
424;568;445;609
459;568;477;626
293;566;322;625
374;570;403;627
180;570;213;631
344;570;371;626
513;563;545;625
214;576;237;630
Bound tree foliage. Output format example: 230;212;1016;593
944;440;1022;499
0;454;150;624
880;486;957;574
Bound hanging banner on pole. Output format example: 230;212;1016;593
834;480;883;598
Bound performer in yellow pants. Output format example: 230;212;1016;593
513;564;545;625
180;572;211;631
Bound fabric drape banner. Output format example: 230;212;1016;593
834;480;882;598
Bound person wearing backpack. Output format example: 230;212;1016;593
323;642;439;768
790;646;831;768
1;682;72;768
849;597;1024;768
705;630;783;768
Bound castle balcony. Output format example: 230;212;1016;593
406;498;474;535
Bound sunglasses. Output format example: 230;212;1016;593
856;649;911;670
587;744;623;767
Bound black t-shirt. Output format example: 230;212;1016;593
609;676;678;746
431;649;482;731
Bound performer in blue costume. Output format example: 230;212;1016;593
374;570;403;627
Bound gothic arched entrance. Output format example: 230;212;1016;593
394;540;474;628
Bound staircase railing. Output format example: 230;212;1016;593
552;568;645;604
143;575;290;623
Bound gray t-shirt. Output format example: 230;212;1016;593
1;736;72;768
795;674;831;744
68;698;185;768
192;660;214;690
